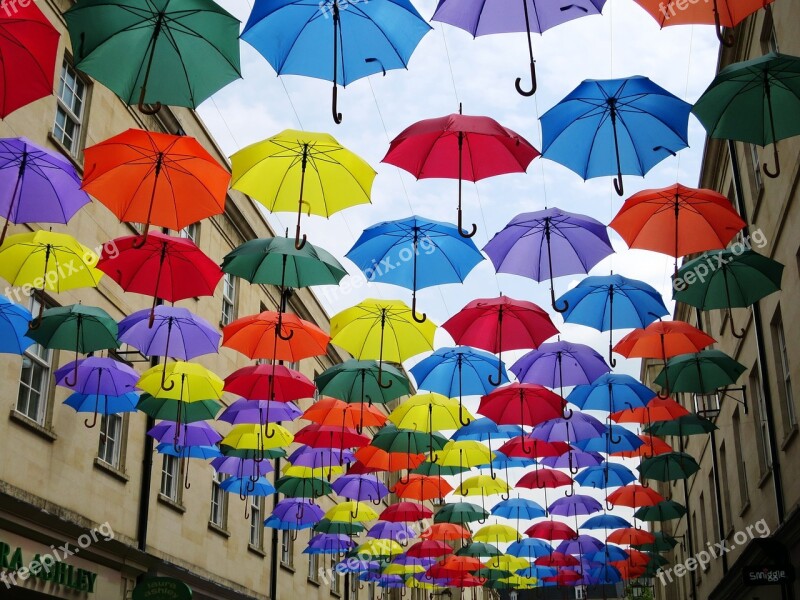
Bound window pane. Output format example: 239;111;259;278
17;298;51;425
98;414;122;467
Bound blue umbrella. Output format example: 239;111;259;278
156;443;222;460
452;418;521;442
516;566;557;579
507;538;553;560
556;275;669;366
587;545;628;564
541;76;691;196
491;498;546;523
577;425;644;454
575;462;637;489
346;216;484;323
241;0;431;123
582;514;631;530
585;564;622;584
63;391;139;416
0;297;33;354
221;476;276;497
568;374;654;412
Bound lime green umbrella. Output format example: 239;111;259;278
634;531;678;553
654;350;745;394
692;52;800;179
638;452;700;482
64;0;241;114
645;413;718;437
276;476;332;498
314;519;365;535
673;249;783;338
634;500;687;522
434;502;489;525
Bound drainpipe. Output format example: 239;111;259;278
727;140;786;525
137;348;159;556
270;456;281;600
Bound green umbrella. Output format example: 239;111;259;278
638;452;700;482
314;519;365;535
136;394;222;423
316;360;411;405
276;476;332;498
634;500;687;522
412;460;471;477
434;501;489;525
692;52;800;179
456;542;501;558
646;552;670;568
221;447;286;460
654;350;745;394
27;304;119;386
645;414;718;437
371;426;448;481
475;568;513;581
634;531;678;553
673;249;783;338
64;0;241;114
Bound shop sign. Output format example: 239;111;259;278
132;577;193;600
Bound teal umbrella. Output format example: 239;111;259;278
634;531;678;553
64;0;241;114
645;414;718;437
634;500;687;522
316;360;411;405
654;350;745;394
638;452;700;482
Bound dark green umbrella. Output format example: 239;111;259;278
275;476;332;498
314;519;365;535
475;567;513;581
433;501;489;525
645;414;718;437
456;542;501;558
638;452;700;482
673;249;784;338
412;460;471;477
646;552;670;568
634;500;687;522
634;531;678;553
64;0;241;114
221;447;286;460
654;350;745;394
137;394;222;423
27;304;118;386
692;52;800;178
316;360;410;406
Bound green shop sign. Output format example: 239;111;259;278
0;540;98;593
133;577;193;600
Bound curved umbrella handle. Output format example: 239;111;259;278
458;400;471;427
609;430;623;445
563;406;574;421
332;85;343;125
295;228;308;251
84;411;99;429
28;297;46;330
613;174;624;197
520;436;532;456
132;222;152;250
551;285;569;314
488;357;503;387
411;296;427;324
605;498;614;511
184;457;191;490
713;0;735;47
64;359;80;388
729;307;746;339
564;486;574;498
161;363;175;391
291;528;299;542
763;144;780;179
457;210;478;239
569;463;579;476
277;326;295;342
515;61;537;97
377;363;394;390
499;490;510;501
138;85;162;115
398;471;411;485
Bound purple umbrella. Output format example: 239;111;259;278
539;450;604;472
482;208;613;311
304;534;355;555
392;555;435;568
548;495;603;518
332;474;389;503
555;534;604;555
289;446;355;469
367;522;416;542
55;357;138;396
531;413;606;444
118;306;220;390
267;499;325;535
218;398;302;425
211;456;273;478
377;575;406;588
511;341;610;396
0;138;90;244
148;421;222;446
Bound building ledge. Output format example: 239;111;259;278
781;424;798;450
9;410;57;443
93;457;129;483
758;468;773;490
157;493;186;515
208;521;231;539
247;544;267;559
739;499;751;518
280;562;295;574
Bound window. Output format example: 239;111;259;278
772;313;796;429
750;368;772;473
732;407;749;508
210;472;228;528
160;455;180;501
347;571;358;600
97;414;123;468
308;530;320;582
180;222;199;245
699;492;708;550
16;296;52;424
281;529;294;567
249;497;263;549
719;442;733;531
330;555;341;595
221;272;237;326
53;60;87;155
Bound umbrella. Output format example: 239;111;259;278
137;362;224;427
432;0;605;95
511;341;610;395
367;522;416;542
609;183;745;272
443;296;558;384
633;531;678;552
556;535;604;555
275;476;332;499
498;436;569;460
347;215;484;321
0;138;90;245
97;232;222;326
315;520;364;536
82;129;230;239
383;109;539;237
288;446;354;472
577;425;644;455
525;521;576;541
407;540;453;560
0;231;103;319
222;424;294;458
541;76;691;195
64;0;240;113
331;299;436;387
613;433;674;459
420;523;470;542
507;539;552;560
452;419;522;443
432;440;494;487
634;500;687;522
539;449;603;471
574;462;637;489
64;391;139;418
148;421;221;447
556;274;669;365
55;356;139;396
303;399;386;432
455;476;511;511
646;414;718;437
223;364;315;401
693;51;800;178
294;424;370;453
638;452;701;481
654;349;745;394
457;543;502;558
0;297;33;354
387;394;474;448
434;502;488;525
332;474;390;503
491;498;546;531
119;306;220;361
611;396;690;426
548;495;603;518
242;0;430;123
394;475;453;502
214;457;276;479
607;485;664;510
535;552;579;568
222;311;330;362
266;499;325;538
568;373;654;413
673;248;784;338
607;528;656;546
357;539;404;559
582;514;631;530
304;533;355;554
230;130;375;249
484;208;613;311
380;502;432;523
354;445;426;474
531;413;607;444
516;468;572;511
0;2;59;117
473;524;519;544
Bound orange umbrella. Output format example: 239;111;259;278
83;129;230;242
611;397;690;425
607;485;665;509
394;475;454;502
420;523;471;542
609;184;745;272
303;398;387;431
607;527;655;546
429;555;483;576
353;446;426;473
613;434;673;459
612;561;648;580
222;311;330;362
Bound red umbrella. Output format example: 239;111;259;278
525;520;576;541
612;561;647;580
223;364;315;401
294;424;371;450
498;436;569;459
380;502;432;523
613;434;673;459
0;1;59;118
607;527;656;546
407;540;453;559
611;397;690;425
98;232;221;326
607;485;665;509
353;446;426;473
382;107;539;238
445;573;486;588
478;383;566;441
443;296;558;384
535;552;579;567
516;468;573;514
609;184;745;272
543;570;581;585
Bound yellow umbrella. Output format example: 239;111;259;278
230;130;375;249
388;393;473;432
405;577;446;591
0;231;104;321
325;501;379;523
383;564;425;576
455;475;510;497
221;424;294;450
282;464;345;479
138;362;224;401
498;575;537;588
331;299;436;388
485;555;529;572
433;440;493;467
473;524;520;544
357;539;403;558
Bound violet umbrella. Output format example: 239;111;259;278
211;456;273;479
218;399;302;425
511;341;610;396
555;535;604;556
54;357;139;426
539;449;604;471
304;534;355;555
367;522;416;543
531;413;605;491
266;499;325;540
484;209;613;312
0;138;90;245
147;421;222;447
332;474;390;505
548;495;603;518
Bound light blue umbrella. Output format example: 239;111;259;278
0;297;34;354
568;373;654;412
577;425;644;454
507;538;553;560
491;498;546;530
582;514;631;530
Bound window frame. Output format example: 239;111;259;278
773;313;796;430
180;222;200;245
159;454;182;503
52;59;89;157
16;295;54;426
97;413;124;468
221;272;237;327
750;368;772;475
308;530;320;583
209;471;228;529
330;555;341;596
281;528;294;568
249;496;264;550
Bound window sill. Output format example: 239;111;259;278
280;563;295;574
9;410;57;442
330;591;341;599
308;578;321;587
208;522;231;539
46;131;84;174
248;544;267;558
157;493;186;514
758;469;773;489
781;424;798;450
93;457;129;483
739;499;751;518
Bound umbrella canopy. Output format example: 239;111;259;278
332;474;390;503
491;498;546;521
634;500;687;522
614;321;715;360
304;533;356;554
138;361;224;401
0;138;90;245
26;304;117;355
574;462;637;489
568;373;654;412
294;424;370;450
64;391;139;417
230;130;375;248
407;540;453;559
394;475;453;502
275;476;332;499
655;349;746;394
582;514;632;530
420;523;470;542
638;452;701;481
479;383;566;432
511;341;610;394
224;364;315;401
548;495;603;517
118;306;220;361
531;413;607;444
433;502;488;525
222;311;330;362
410;346;508;402
367;522;416;542
266;499;325;530
611;396;691;425
303;399;386;431
507;538;553;560
346;215;484;321
315;520;364;535
0;297;33;355
388;393;474;433
316;360;410;405
82;129;230;237
692;52;800;178
55;356;138;396
380;502;432;523
539;449;604;470
525;521;576;541
646;413;718;437
473;524;520;544
354;446;426;473
148;421;221;447
607;485;665;509
64;0;240;112
484;208;613;311
457;543;502;558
